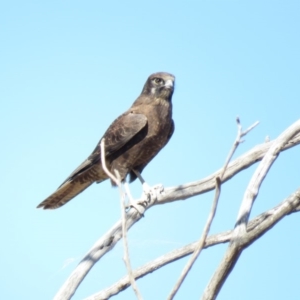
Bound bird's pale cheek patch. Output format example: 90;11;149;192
151;87;157;95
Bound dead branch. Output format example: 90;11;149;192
54;124;300;300
100;139;143;300
168;118;258;299
167;178;222;300
157;131;300;205
85;186;300;300
201;119;300;300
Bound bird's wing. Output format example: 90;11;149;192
60;113;147;185
37;113;147;209
103;112;148;155
59;157;95;186
89;112;148;161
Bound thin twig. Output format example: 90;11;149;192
219;118;259;179
53;129;300;300
168;119;258;299
157;131;300;205
167;178;221;300
100;139;143;300
99;139;118;184
241;120;259;137
202;119;300;300
85;187;300;300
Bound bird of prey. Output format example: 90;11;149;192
37;72;175;209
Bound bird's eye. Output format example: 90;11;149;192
153;77;164;84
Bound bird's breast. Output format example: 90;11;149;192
147;103;172;137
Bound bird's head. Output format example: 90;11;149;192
142;72;175;100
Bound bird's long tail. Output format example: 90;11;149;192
37;180;94;209
37;162;108;209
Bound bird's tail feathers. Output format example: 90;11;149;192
37;180;93;209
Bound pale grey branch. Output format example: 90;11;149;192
167;178;221;300
54;128;300;300
53;210;142;300
168;119;258;299
157;132;300;205
85;187;300;300
236;119;300;228
201;120;300;300
101;140;143;300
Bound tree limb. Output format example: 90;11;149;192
85;187;300;300
201;120;300;300
157;131;300;205
100;139;143;300
168;118;258;299
54;127;300;300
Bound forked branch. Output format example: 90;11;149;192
85;186;300;300
54;121;300;300
201;119;300;300
100;139;142;300
168;118;258;299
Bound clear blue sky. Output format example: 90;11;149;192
1;1;300;299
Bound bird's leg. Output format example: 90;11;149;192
132;170;151;200
123;181;145;215
111;167;144;215
132;169;164;204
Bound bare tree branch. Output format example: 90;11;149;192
167;178;222;300
53;141;144;300
220;118;259;179
236;120;300;228
100;139;143;300
99;139;118;184
245;189;300;244
157;131;300;205
54;126;300;300
85;187;300;300
117;173;143;300
168;118;258;299
201;119;300;300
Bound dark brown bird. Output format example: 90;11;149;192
37;72;175;209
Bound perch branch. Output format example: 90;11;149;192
157;132;300;205
167;178;221;300
54;125;300;300
201;119;300;300
85;187;300;300
168;118;258;299
100;139;142;300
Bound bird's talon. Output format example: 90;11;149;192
127;201;145;216
153;184;164;195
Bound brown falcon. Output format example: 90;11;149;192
37;72;175;209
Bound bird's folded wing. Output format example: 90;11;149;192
56;113;147;186
37;113;147;209
58;157;95;187
91;112;148;157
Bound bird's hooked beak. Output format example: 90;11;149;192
165;79;174;90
